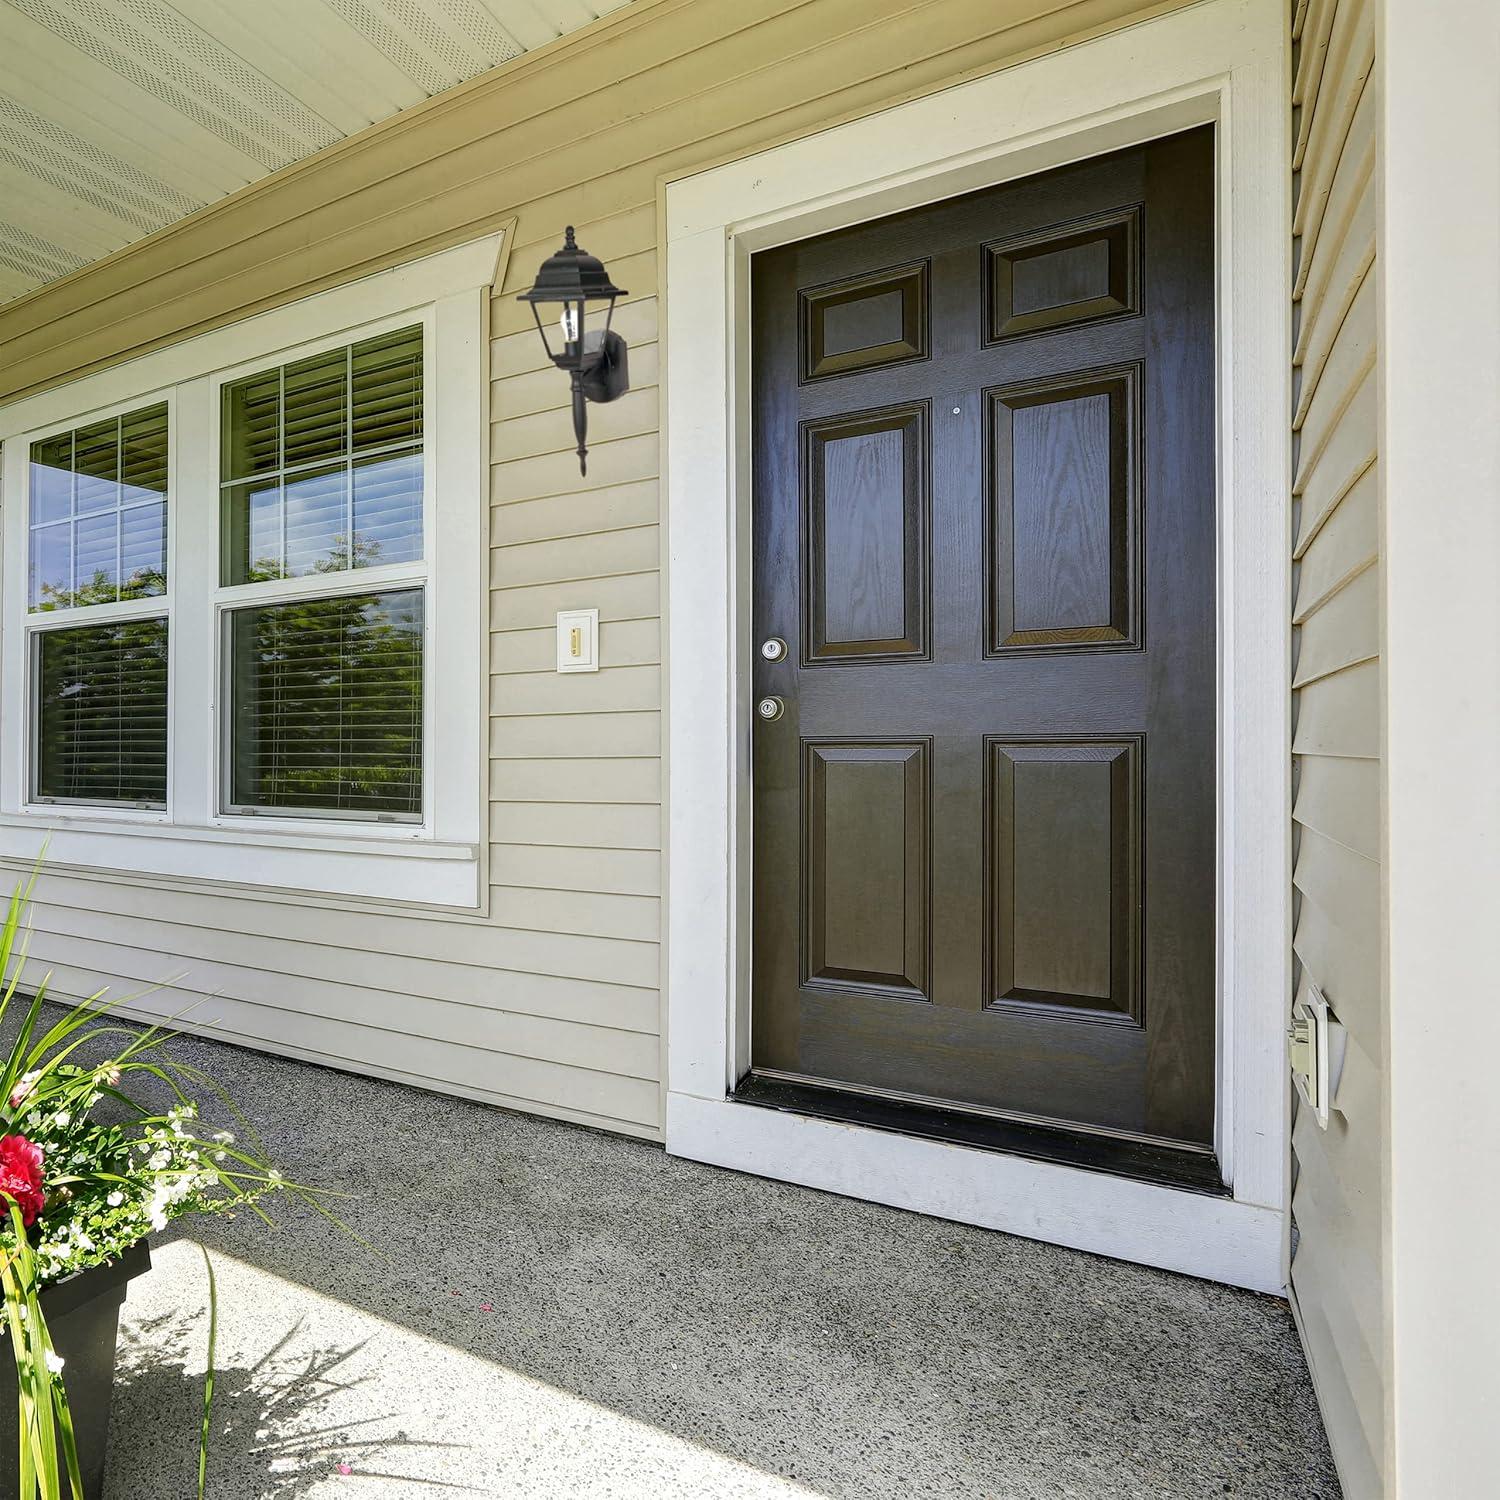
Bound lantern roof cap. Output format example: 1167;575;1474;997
516;226;626;304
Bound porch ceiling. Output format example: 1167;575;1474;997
0;0;631;305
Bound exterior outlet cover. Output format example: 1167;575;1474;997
1289;984;1331;1129
556;608;599;673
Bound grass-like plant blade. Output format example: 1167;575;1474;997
197;1247;217;1500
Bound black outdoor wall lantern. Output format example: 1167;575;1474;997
517;225;629;475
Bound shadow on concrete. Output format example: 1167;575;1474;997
55;1015;1340;1499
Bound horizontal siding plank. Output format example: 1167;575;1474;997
492;886;660;942
1293;752;1380;861
489;756;661;804
1292;4;1374;249
1289;1219;1384;1468
22;904;659;1031
1295;371;1375;550
1294;265;1374;443
491;710;661;759
1292;1286;1384;1500
1330;1019;1380;1130
492;619;661;675
492;663;661;716
491;480;660;546
1294;463;1377;610
490;800;660;851
1292;884;1380;1060
491;524;660;589
1295;826;1380;944
490;570;659;631
21;927;658;1080
494;339;659;420
491;843;659;897
1293;562;1379;687
1294;1109;1382;1302
493;385;660;463
1292;658;1379;758
1294;188;1374;401
492;432;660;504
1291;0;1336;131
1293;150;1373;360
1294;75;1374;300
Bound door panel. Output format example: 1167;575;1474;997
750;128;1217;1158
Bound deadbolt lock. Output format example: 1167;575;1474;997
760;637;788;662
757;696;785;722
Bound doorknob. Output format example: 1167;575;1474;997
757;696;785;722
760;637;788;662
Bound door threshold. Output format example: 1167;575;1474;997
732;1072;1226;1195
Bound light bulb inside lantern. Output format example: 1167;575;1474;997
559;305;581;345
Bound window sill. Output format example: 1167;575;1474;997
0;813;480;907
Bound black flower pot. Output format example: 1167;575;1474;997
0;1240;151;1500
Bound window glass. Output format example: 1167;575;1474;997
227;588;423;820
34;618;169;807
220;327;423;584
28;405;168;611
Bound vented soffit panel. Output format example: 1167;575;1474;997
0;0;633;304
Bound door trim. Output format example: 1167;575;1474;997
661;0;1290;1293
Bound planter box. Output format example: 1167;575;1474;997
0;1240;152;1500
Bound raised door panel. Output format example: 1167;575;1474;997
799;261;929;381
984;207;1141;342
986;737;1142;1025
987;368;1139;653
803;740;929;1000
803;403;929;662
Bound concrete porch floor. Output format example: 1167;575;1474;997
99;1030;1341;1499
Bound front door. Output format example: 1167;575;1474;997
748;128;1218;1181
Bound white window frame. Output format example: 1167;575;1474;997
0;235;501;907
662;0;1290;1292
207;310;434;832
21;386;178;816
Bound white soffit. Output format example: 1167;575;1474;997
0;0;632;303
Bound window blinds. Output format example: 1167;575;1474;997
227;588;423;819
34;618;169;807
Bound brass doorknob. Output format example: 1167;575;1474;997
757;696;785;722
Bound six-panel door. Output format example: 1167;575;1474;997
750;128;1217;1152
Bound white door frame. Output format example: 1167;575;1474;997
661;0;1290;1294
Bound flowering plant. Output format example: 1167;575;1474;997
0;871;323;1499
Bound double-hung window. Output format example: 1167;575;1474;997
0;236;495;904
217;326;427;823
27;404;171;810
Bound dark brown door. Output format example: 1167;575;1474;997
749;128;1217;1170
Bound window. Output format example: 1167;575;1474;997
217;327;427;822
0;234;495;904
25;405;171;808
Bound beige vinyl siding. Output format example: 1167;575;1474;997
1288;0;1385;1495
0;0;1184;1141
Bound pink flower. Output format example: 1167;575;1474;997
8;1071;39;1110
0;1135;44;1226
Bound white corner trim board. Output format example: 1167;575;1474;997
661;0;1291;1293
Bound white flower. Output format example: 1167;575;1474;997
106;1191;124;1208
51;1111;69;1130
267;1168;283;1186
43;1351;64;1375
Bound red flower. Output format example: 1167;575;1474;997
0;1135;45;1226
